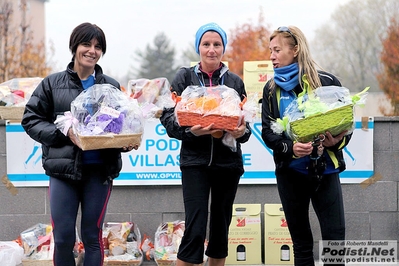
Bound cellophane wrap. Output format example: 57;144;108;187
0;241;24;266
0;77;43;107
103;222;143;263
20;223;52;259
272;86;368;142
174;85;245;131
176;85;242;116
65;83;144;136
19;224;84;262
154;220;207;264
127;77;175;119
154;220;185;261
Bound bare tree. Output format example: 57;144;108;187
311;0;399;92
0;1;14;81
0;0;51;82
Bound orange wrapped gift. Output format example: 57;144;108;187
175;85;243;131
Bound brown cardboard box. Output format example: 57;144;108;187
243;60;273;99
264;204;294;265
225;204;262;265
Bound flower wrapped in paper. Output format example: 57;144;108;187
272;76;369;143
127;77;175;119
55;84;145;150
174;85;246;131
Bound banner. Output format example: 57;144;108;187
6;118;373;186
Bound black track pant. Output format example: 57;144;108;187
276;168;345;266
49;165;112;266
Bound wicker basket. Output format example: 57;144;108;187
22;260;52;266
104;259;142;266
155;259;176;266
78;133;143;151
289;104;354;142
177;111;240;131
0;106;25;120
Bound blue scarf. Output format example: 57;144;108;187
274;63;299;118
274;63;299;92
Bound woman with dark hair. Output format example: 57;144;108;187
22;22;137;266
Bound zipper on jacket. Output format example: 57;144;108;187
208;135;214;166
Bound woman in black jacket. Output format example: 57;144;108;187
160;22;251;266
261;26;351;266
22;23;137;266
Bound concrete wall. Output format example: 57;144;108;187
1;117;398;262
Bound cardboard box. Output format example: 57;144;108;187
225;204;262;265
243;60;274;99
264;204;294;265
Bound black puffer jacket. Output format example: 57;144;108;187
160;64;251;171
261;71;352;172
22;62;123;181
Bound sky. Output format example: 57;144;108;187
44;0;351;82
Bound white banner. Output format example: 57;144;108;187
6;118;374;186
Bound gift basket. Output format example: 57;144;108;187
103;222;143;266
55;84;145;151
19;223;53;264
126;77;175;119
272;76;369;142
0;77;43;120
19;223;84;266
174;85;244;131
154;220;207;266
154;220;184;266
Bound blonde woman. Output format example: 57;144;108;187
261;26;351;266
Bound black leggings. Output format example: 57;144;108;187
276;168;345;266
177;166;242;264
49;165;112;266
